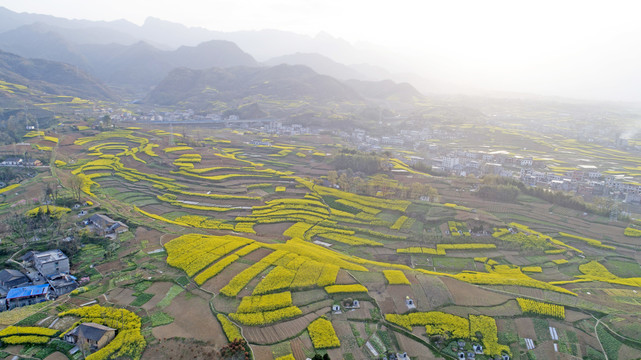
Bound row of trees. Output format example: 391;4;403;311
325;170;438;201
481;175;610;216
477;184;520;202
332;153;381;174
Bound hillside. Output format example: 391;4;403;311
345;79;424;102
146;64;361;107
0;49;116;101
79;40;258;90
0;23;90;68
264;52;368;81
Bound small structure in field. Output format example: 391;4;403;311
343;298;360;309
405;296;416;310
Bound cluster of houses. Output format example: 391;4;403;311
0;157;43;167
103;108;202;123
261;121;313;136
0;249;77;311
0;247;116;355
336;125;641;207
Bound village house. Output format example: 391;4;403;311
88;214;129;235
0;269;30;290
48;274;78;296
6;284;52;309
65;322;116;352
23;249;70;278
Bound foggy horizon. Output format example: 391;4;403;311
1;0;640;104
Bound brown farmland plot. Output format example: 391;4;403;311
201;261;251;293
107;287;136;306
141;281;175;311
440;276;511;306
141;339;219;360
515;317;537;339
152;292;226;344
241;308;327;344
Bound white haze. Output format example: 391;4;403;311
2;0;640;102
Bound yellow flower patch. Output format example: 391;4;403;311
383;270;410;285
308;318;340;349
516;298;564;319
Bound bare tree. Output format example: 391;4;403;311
7;214;30;247
69;175;83;201
43;183;54;204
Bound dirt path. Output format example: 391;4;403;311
593;316;608;360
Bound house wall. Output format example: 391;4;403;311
5;277;28;288
96;330;116;349
77;337;95;351
53;282;78;296
9;295;47;309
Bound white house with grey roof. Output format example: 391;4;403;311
26;250;70;278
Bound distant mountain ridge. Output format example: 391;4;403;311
0;49;116;101
146;64;361;107
0;6;435;107
264;53;369;81
0;23;258;93
345;79;423;101
0;7;426;88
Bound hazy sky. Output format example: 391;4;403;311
1;0;640;102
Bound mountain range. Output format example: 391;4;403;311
0;7;428;83
146;64;362;107
0;6;427;116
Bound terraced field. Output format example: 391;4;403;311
3;125;641;360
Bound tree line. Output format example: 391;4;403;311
325;170;438;201
481;175;610;216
